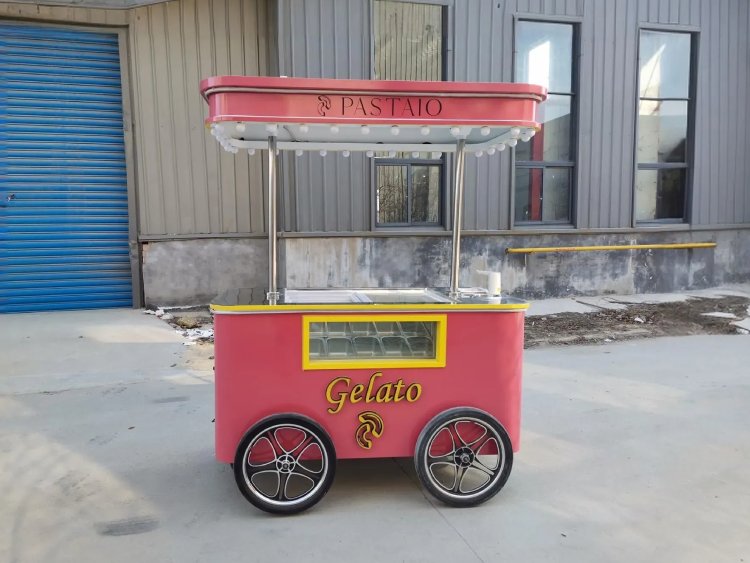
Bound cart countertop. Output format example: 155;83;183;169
211;288;528;313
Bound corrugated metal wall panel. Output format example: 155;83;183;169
278;0;749;233
129;0;269;237
0;22;131;312
278;0;369;232
692;0;709;225
455;0;509;231
740;0;750;223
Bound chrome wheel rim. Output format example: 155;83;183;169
423;417;505;500
241;423;329;507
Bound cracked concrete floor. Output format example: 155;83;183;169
1;309;749;562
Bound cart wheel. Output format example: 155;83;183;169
234;415;336;515
414;407;513;507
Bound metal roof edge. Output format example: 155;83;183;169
2;0;174;10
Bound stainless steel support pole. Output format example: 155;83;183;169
449;138;467;298
267;136;279;304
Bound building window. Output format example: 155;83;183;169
513;20;577;225
373;0;445;227
375;158;443;226
635;30;693;222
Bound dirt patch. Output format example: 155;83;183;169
525;296;750;349
180;341;215;374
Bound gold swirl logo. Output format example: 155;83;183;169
317;95;332;116
355;411;384;450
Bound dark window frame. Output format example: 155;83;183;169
511;18;580;227
633;28;698;225
372;157;445;227
370;0;449;229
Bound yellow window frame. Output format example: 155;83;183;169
302;314;447;371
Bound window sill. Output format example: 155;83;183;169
635;221;690;230
513;222;576;230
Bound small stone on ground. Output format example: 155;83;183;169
701;312;739;319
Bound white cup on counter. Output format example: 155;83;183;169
476;270;502;296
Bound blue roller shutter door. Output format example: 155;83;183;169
0;23;132;313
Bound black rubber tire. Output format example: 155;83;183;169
414;407;513;507
233;414;336;515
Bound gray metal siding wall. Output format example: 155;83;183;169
692;0;749;226
454;0;517;230
278;0;750;232
278;0;370;232
131;0;271;237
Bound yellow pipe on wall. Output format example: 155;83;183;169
506;242;717;254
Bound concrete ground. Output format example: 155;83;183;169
1;309;749;562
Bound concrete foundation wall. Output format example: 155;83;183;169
141;239;267;306
281;230;750;299
140;229;750;305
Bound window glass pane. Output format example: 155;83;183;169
542;168;572;222
515;167;571;223
639;31;691;98
514;168;543;222
410;165;440;223
308;320;437;360
635;168;686;221
374;1;443;81
515;94;572;162
376;165;408;224
515;21;573;92
637;100;688;163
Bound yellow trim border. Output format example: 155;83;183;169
302;314;447;371
211;302;529;313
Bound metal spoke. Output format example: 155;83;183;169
427;452;455;464
470;459;496;478
470;435;493;454
292;438;323;463
273;428;308;455
289;436;314;457
453;465;469;493
262;429;283;458
276;472;291;501
292;462;324;482
473;436;503;472
453;421;488;448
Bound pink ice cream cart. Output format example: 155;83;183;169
201;76;545;514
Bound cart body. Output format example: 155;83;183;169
214;299;525;463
